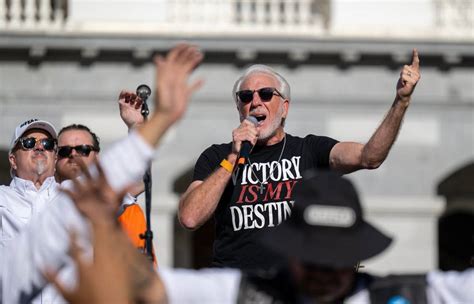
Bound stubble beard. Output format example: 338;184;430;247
257;104;285;142
57;160;82;181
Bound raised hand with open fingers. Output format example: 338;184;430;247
60;158;124;224
44;230;132;304
396;48;421;106
45;160;164;304
154;44;204;125
136;44;204;147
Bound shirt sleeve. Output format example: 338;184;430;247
305;135;339;168
99;130;154;191
2;191;87;304
426;269;474;304
192;144;228;182
159;268;241;304
1;131;156;304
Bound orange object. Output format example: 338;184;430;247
118;203;157;268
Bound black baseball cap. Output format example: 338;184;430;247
262;171;392;268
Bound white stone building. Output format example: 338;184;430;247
0;0;473;274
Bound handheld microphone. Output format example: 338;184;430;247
136;84;152;117
238;116;258;167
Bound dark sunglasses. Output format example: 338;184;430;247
17;137;56;151
236;87;284;104
57;145;98;158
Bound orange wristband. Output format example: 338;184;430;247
220;159;234;173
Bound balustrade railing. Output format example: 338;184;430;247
166;0;328;32
0;0;471;39
2;0;68;29
0;0;329;34
434;0;473;33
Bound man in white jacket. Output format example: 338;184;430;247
0;119;59;252
0;119;61;302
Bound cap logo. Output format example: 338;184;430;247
20;119;38;128
304;205;356;227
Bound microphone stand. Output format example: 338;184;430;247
136;84;155;264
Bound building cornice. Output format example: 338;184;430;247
1;33;472;68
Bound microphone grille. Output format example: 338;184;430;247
136;84;152;99
246;116;258;126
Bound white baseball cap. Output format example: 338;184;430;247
10;118;58;152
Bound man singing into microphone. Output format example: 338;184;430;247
179;49;421;271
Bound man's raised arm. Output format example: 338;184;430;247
329;49;421;174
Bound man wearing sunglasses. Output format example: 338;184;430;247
179;49;421;271
55;124;101;183
55;121;153;257
1;119;59;240
0;119;60;302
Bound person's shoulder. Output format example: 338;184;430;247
0;185;10;205
0;183;15;196
283;133;305;144
196;142;233;167
0;184;11;191
201;142;233;155
208;142;232;151
302;133;335;140
0;183;22;208
285;133;329;139
286;133;338;144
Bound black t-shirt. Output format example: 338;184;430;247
193;133;338;270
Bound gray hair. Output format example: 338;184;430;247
232;64;291;103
